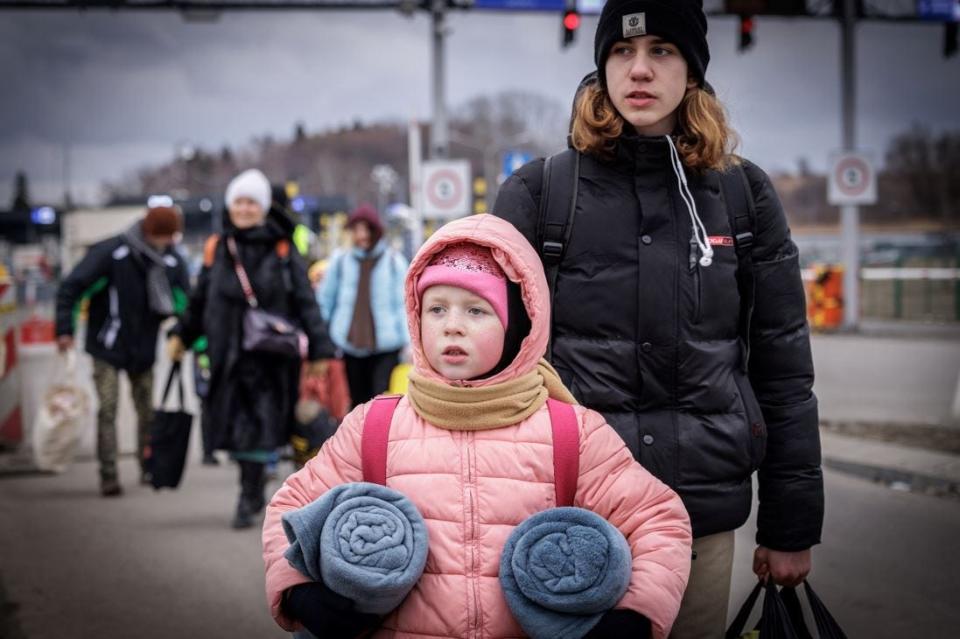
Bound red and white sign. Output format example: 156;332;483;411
828;152;876;206
421;160;471;219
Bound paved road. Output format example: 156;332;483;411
2;456;959;638
811;332;960;427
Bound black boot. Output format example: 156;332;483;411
232;461;266;529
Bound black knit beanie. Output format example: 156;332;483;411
594;0;709;88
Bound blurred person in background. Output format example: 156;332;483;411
292;258;351;468
167;168;335;529
318;204;408;407
55;204;190;497
493;1;823;637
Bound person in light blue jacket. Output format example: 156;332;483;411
319;204;408;406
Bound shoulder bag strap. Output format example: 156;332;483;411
361;394;403;485
161;361;185;410
538;148;581;360
546;398;579;508
719;164;757;373
225;236;259;308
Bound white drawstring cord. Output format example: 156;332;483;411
665;135;714;267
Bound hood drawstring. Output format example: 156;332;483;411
665;135;713;267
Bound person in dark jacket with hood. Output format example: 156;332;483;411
55;204;189;497
493;2;824;637
167;168;335;529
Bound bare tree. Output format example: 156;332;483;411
885;125;959;225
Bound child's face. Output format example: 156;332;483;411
420;284;505;381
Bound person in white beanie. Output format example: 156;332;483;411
168;168;335;528
223;168;272;229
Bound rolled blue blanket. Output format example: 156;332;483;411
500;507;633;639
282;482;429;615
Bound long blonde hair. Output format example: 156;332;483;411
570;82;739;171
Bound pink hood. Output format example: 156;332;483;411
405;214;548;386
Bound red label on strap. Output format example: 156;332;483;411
708;235;735;247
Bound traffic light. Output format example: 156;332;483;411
738;15;755;52
562;9;581;48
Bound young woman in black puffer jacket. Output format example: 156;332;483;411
494;2;823;636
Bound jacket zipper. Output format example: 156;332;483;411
463;431;481;637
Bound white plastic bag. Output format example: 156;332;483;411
32;351;91;473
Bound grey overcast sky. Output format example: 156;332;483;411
1;9;958;206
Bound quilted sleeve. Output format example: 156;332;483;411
575;407;692;639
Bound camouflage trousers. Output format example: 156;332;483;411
92;359;153;481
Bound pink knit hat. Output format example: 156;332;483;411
416;243;508;328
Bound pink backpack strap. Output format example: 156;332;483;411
547;398;579;508
361;395;402;485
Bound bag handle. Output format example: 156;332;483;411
226;236;259;308
803;581;848;639
160;361;185;410
725;580;763;639
780;586;814;639
360;396;579;509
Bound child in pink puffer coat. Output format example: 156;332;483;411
262;214;692;639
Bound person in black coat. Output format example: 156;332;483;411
493;2;823;636
55;204;190;496
168;169;335;529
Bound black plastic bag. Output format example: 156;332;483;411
726;579;799;639
146;363;193;489
782;582;848;639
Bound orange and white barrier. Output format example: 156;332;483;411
0;266;22;447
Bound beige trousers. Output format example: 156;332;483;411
669;530;736;639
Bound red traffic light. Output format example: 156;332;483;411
563;10;581;31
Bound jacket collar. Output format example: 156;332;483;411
351;238;387;260
610;131;675;174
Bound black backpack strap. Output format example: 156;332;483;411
719;164;757;373
537;148;581;359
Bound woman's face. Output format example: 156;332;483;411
604;35;696;136
228;197;266;230
351;221;374;250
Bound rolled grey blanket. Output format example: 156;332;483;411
282;482;429;615
500;507;632;639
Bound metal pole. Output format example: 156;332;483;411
62;143;72;210
407;120;424;251
840;0;859;329
430;0;448;159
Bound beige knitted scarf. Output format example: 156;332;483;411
406;359;577;431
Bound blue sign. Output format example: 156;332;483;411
30;206;56;225
473;0;563;10
473;0;603;12
917;0;960;20
502;151;533;178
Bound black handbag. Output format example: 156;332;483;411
146;362;193;490
727;579;847;639
227;236;307;360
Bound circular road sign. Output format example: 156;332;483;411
834;155;871;198
425;168;464;213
